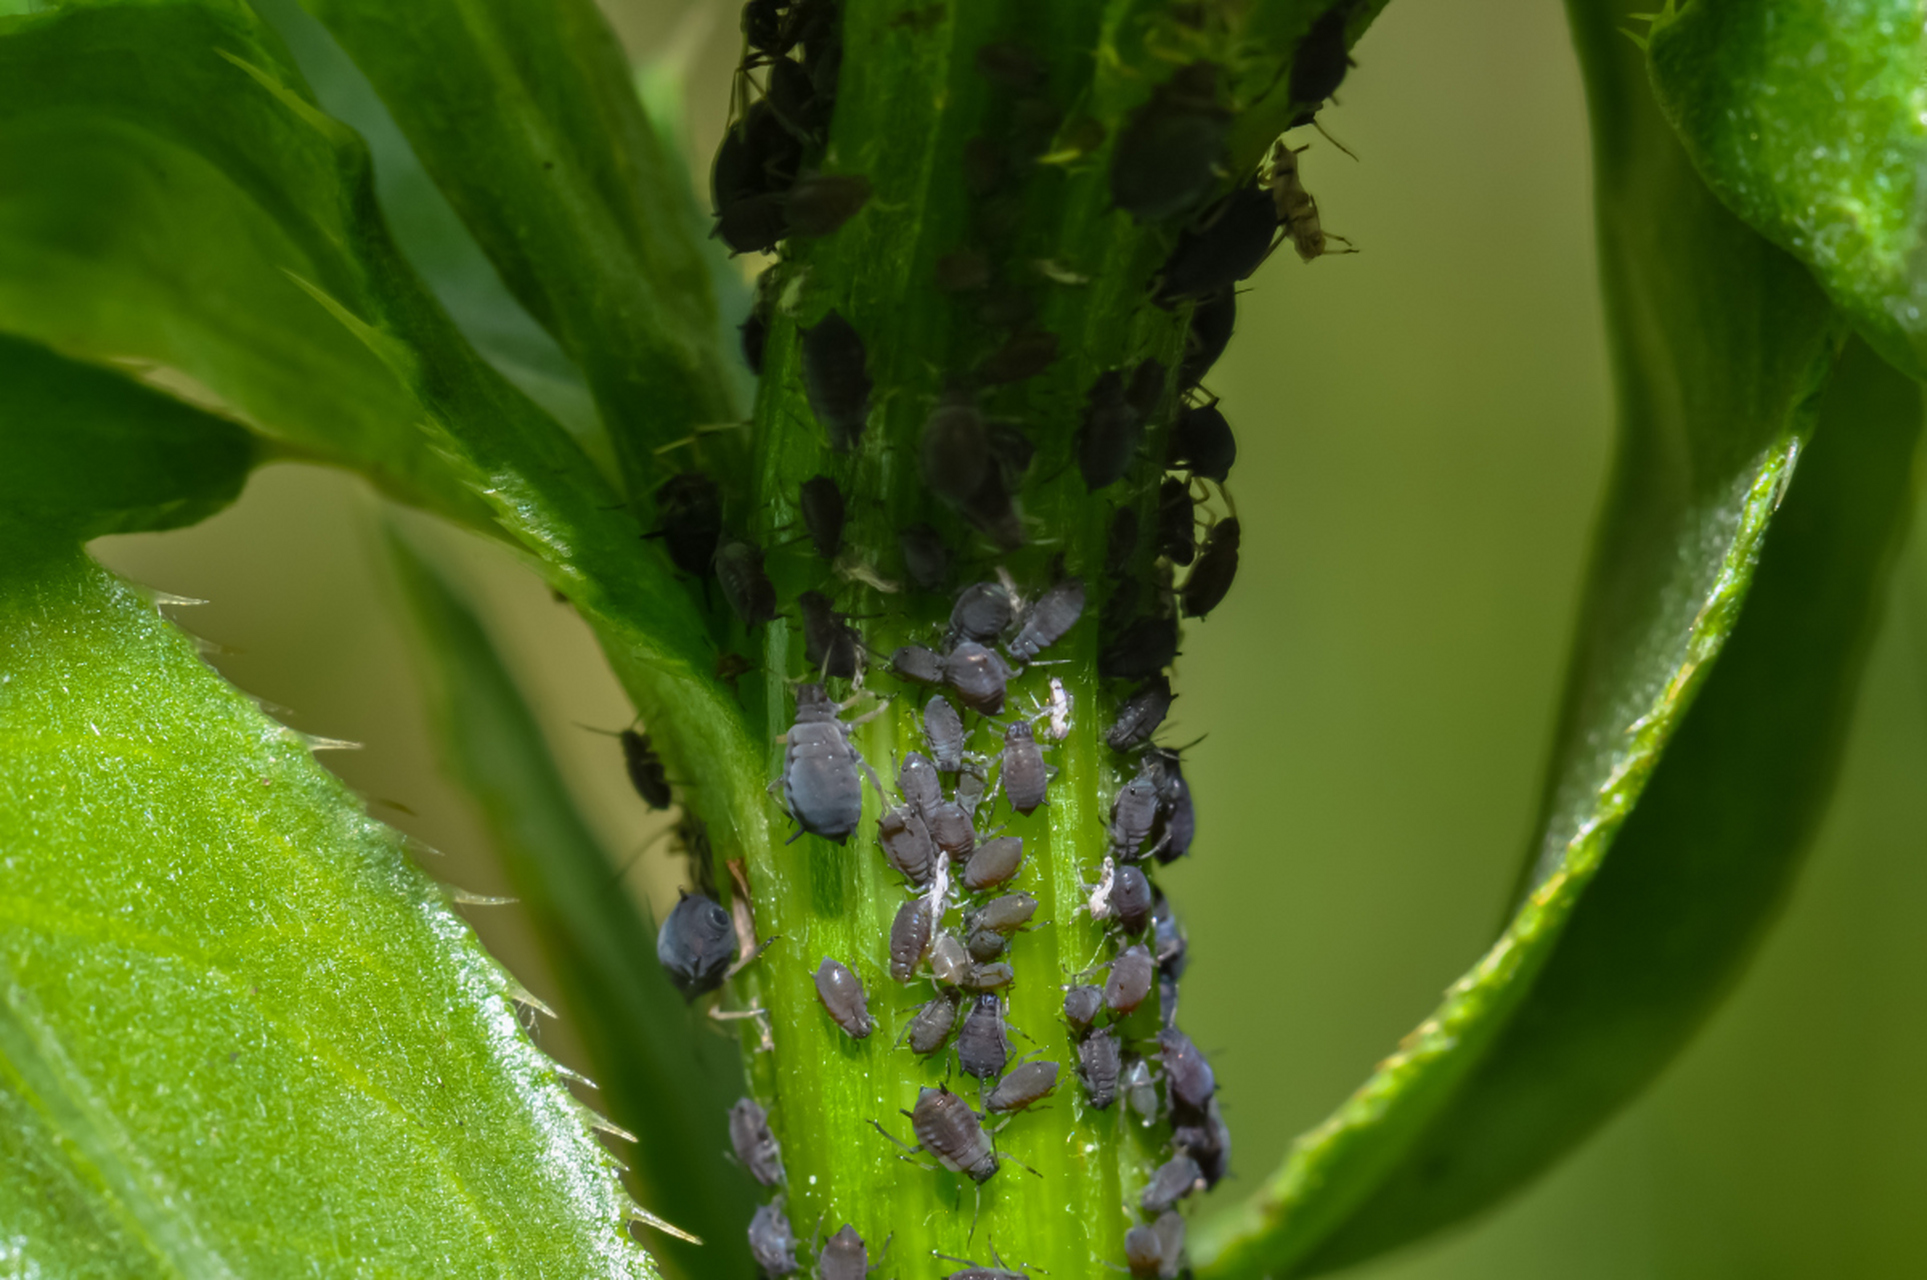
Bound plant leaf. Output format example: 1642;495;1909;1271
1191;2;1923;1274
0;526;658;1277
1644;0;1927;382
385;529;757;1277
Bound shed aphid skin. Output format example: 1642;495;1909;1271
782;683;885;843
658;890;737;1000
730;1096;786;1187
963;835;1025;892
1107;676;1173;752
618;728;673;810
1141;1153;1205;1214
1008;577;1085;663
1108;61;1231;223
949;581;1015;645
888;898;934;983
798;474;847;560
931;932;973;986
649;472;724;578
1042;677;1072;740
904;989;962;1056
801;309;872;452
1263;139;1355;262
1086;855;1117;922
1077;368;1143;492
717;538;781;625
1078;1026;1123;1109
799;590;860;679
924;694;967;772
957;992;1012;1079
1104;943;1156;1015
998;721;1049;815
1112;865;1155;935
1063;984;1104;1035
751;1198;800;1278
1122;1057;1160;1123
984;1059;1060;1114
814;957;875;1038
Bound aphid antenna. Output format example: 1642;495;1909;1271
1311;116;1361;160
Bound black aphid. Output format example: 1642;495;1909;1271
1146;747;1196;861
984;1060;1060;1114
970;891;1038;936
1008;577;1087;665
785;173;872;237
1099;613;1179;681
617;729;672;809
1291;0;1357;106
1077;369;1143;492
1155;478;1196;567
900;524;952;592
730;1096;786;1187
1106;508;1142;579
1160;1026;1215;1109
977;330;1059;384
712;104;802;253
717;539;779;625
802;309;871;452
1128;358;1169;424
815;957;875;1038
889;899;934;983
1112;864;1154;935
905;990;961;1055
950;582;1014;645
799;475;846;560
1079;1026;1122;1109
1155;182;1279;304
650;472;724;578
1110;769;1161;860
657;890;735;1000
1172;1094;1231;1187
783;683;881;843
963;836;1024;891
963;960;1015;990
1152;890;1189;979
898;751;943;814
1108;62;1230;223
1107;676;1173;751
1169;401;1237;482
931;933;972;986
751;1198;799;1278
1063;984;1104;1034
923;695;966;772
742;301;770;373
928;800;977;861
1102;578;1141;636
1179;289;1236;391
799;590;860;679
1104;943;1155;1015
965;924;1007;962
921;399;992;508
905;1085;1000;1182
956;992;1011;1078
711;180;788;260
1141;1154;1204;1215
945;640;1014;714
998;722;1049;815
1182;517;1240;619
816;1225;870;1280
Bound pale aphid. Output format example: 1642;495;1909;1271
1262;139;1356;263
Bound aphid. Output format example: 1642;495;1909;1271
928;800;977;861
816;1225;871;1280
988;421;1039;490
1078;1027;1122;1108
1168;405;1232;484
1076;371;1142;493
945;641;1014;714
783;683;882;843
956;992;1011;1078
716;539;779;626
712;188;791;259
1151;890;1189;979
1086;855;1117;922
923;695;966;772
921;398;992;508
657;890;736;1000
965;924;1007;962
1112;865;1154;934
1122;1057;1160;1122
1172;1094;1231;1187
977;330;1059;384
949;582;1014;645
1141;1154;1204;1214
1155;478;1196;567
741;0;790;57
931;933;972;986
1063;984;1104;1034
1106;508;1141;578
717;651;755;688
751;1198;799;1278
1108;62;1230;223
937;1243;1033;1280
984;1060;1060;1114
1182;517;1240;620
905;990;961;1055
730;1097;786;1187
904;1086;1001;1182
1107;676;1173;751
713;104;802;252
1008;578;1085;663
815;957;875;1038
960;470;1025;553
1127;358;1169;425
650;472;724;578
898;751;943;814
1151;1210;1186;1279
891;644;946;686
1042;676;1072;740
785;173;872;237
1124;1224;1163;1279
1099;613;1179;682
963;836;1025;891
764;52;822;137
995;722;1049;815
802;309;872;452
955;767;988;818
616;729;672;809
889;899;935;983
1101;578;1141;636
799;590;860;679
1290;1;1356;107
742;299;771;373
1104;943;1155;1015
970;891;1038;936
878;805;936;885
1179;289;1235;391
901;524;951;592
1263;139;1352;262
1146;747;1196;861
1110;768;1161;860
1160;1026;1215;1109
798;475;846;560
1154;181;1279;304
963;960;1015;990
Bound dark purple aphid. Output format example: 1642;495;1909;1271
1155;478;1196;567
1168;401;1237;482
798;475;846;560
785;173;871;237
898;751;943;814
900;524;951;592
1160;1026;1215;1109
617;729;672;809
1063;984;1103;1034
889;899;934;983
931;933;973;986
802;310;871;452
1077;370;1142;492
799;590;859;679
964;960;1015;990
1108;62;1230;223
878;805;936;886
1146;747;1196;862
1079;1026;1122;1109
970;891;1038;936
945;641;1014;714
1112;864;1154;934
1151;890;1188;979
1106;508;1141;579
891;644;945;686
907;1086;1001;1182
1291;0;1357;106
751;1198;799;1277
1180;289;1236;391
1008;577;1086;664
815;956;874;1038
1104;943;1155;1015
921;399;991;507
950;582;1014;645
730;1096;785;1187
1110;769;1161;860
923;695;966;772
1107;676;1173;751
984;1060;1059;1114
998;722;1048;815
1099;613;1179;682
817;1225;870;1280
783;683;878;843
650;473;723;578
657;890;735;1000
977;330;1059;384
717;539;779;625
1141;1154;1203;1214
928;800;977;862
1172;1094;1231;1187
963;836;1025;891
956;992;1011;1078
1155;181;1279;304
1182;516;1240;618
905;990;961;1055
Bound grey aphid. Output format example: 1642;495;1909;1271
956;767;988;818
984;1060;1059;1114
730;1097;785;1187
816;1224;871;1280
909;1086;1000;1182
931;933;972;986
783;684;880;844
963;836;1024;891
1109;768;1161;859
898;751;943;815
969;892;1038;936
814;957;875;1038
1152;1210;1186;1279
949;581;1014;645
904;990;961;1055
878;805;936;885
1122;1057;1160;1123
1107;676;1173;751
945;640;1013;714
963;960;1015;990
965;924;1007;962
998;721;1048;815
751;1199;798;1277
798;475;847;561
1146;747;1196;862
799;590;859;679
1063;984;1103;1034
1008;578;1086;663
1141;1154;1204;1214
716;538;779;625
1112;864;1154;935
889;899;934;983
801;309;871;453
892;644;946;686
1172;1094;1230;1187
1106;507;1141;579
1159;971;1181;1029
1151;890;1188;978
928;800;977;861
1077;370;1143;491
1125;1223;1163;1279
657;890;736;1000
1079;1026;1122;1108
923;694;966;772
956;992;1010;1079
1104;943;1155;1015
1159;1026;1215;1109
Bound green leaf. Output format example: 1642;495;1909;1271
1643;0;1927;382
1192;2;1923;1274
296;0;742;495
0;528;657;1277
0;332;255;538
386;529;757;1276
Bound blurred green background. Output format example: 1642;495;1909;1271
90;0;1927;1273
